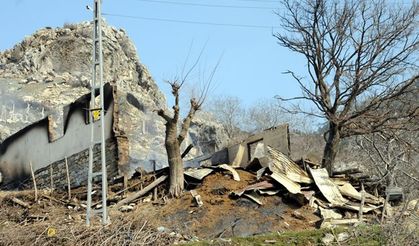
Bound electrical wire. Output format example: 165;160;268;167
130;0;277;10
103;12;280;29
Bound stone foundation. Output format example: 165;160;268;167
32;138;118;190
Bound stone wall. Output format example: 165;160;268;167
32;138;118;190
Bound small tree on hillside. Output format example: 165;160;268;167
157;53;219;197
208;95;244;139
246;99;284;133
275;0;418;174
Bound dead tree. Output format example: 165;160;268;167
157;52;219;197
209;95;244;139
275;0;419;174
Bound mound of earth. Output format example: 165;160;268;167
128;170;320;239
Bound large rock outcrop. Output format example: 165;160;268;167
0;21;228;177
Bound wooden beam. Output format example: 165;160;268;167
113;175;167;209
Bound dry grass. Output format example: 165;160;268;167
381;201;419;245
0;215;174;246
0;192;175;246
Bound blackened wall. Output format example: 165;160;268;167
0;87;116;189
33;139;118;189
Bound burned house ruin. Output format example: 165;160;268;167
0;22;229;189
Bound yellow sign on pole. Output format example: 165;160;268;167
92;110;101;121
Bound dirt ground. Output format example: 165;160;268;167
0;169;320;244
128;170;320;239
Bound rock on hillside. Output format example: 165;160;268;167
0;21;228;176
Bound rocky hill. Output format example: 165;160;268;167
0;21;228;175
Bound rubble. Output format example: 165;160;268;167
214;164;240;181
309;167;348;205
190;190;203;207
0;139;390;240
184;168;214;180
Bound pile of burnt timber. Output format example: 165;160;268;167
178;145;387;228
1;145;388;230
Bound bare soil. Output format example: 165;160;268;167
132;170;320;239
0;169;320;244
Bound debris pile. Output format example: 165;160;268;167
103;145;390;237
0;145;400;241
174;145;387;230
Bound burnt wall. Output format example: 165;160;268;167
33;139;118;189
0;85;116;188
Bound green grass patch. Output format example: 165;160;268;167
182;225;384;246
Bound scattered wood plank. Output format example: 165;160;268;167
216;164;240;181
11;197;31;208
309;168;348;205
42;194;67;205
113;175;167;209
232;181;274;196
184;168;214;180
190;190;203;207
320;218;367;228
319;207;343;220
266;146;312;184
336;202;381;213
181;144;194;159
269;172;301;194
243;193;263;205
338;182;382;205
258;190;279;196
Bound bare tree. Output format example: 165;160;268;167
208;95;244;139
157;52;219;197
275;0;419;174
246;99;284;132
355;129;419;191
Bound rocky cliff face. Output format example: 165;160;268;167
0;21;228;176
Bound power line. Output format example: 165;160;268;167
131;0;277;10
231;0;280;2
103;12;280;29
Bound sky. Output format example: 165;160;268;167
0;0;309;108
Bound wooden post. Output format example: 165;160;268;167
65;156;71;200
123;176;128;196
152;160;157;201
358;182;365;222
50;165;54;191
113;175;168;209
29;161;38;202
381;176;394;224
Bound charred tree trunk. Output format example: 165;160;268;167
322;122;341;175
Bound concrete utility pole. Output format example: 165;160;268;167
86;0;108;226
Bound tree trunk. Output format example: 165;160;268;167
164;122;184;197
322;122;341;175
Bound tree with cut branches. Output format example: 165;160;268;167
275;0;419;174
157;51;219;197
